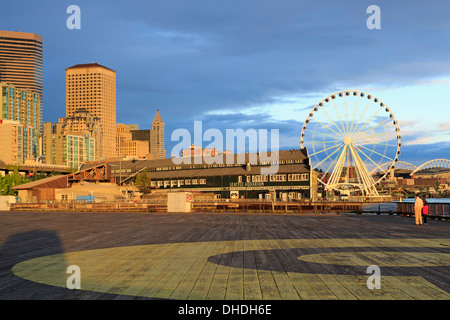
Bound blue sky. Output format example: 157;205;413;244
1;0;449;166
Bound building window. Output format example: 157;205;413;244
270;174;286;182
291;173;309;181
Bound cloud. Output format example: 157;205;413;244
2;0;450;162
400;141;450;166
438;122;450;132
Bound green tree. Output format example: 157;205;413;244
0;167;27;196
135;171;152;194
135;171;151;186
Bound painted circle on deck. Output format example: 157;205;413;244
11;238;450;299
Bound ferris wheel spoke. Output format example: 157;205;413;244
353;142;398;147
355;143;395;162
332;100;348;136
312;117;345;138
350;98;370;135
319;107;346;136
305;128;342;140
352;144;387;174
348;145;377;190
322;146;343;175
348;94;360;134
309;142;344;157
344;97;350;134
351;107;383;138
312;144;345;170
308;140;342;144
353;131;393;142
328;145;348;186
352;117;392;140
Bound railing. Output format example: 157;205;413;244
396;202;450;221
9;199;448;219
10;199;364;214
10;200;167;213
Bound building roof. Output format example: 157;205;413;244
12;175;68;190
152;109;163;125
12;164;112;190
0;30;43;42
147;164;309;180
82;149;310;179
66;62;116;73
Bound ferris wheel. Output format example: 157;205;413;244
300;90;401;196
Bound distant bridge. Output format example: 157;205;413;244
0;163;72;177
410;159;450;176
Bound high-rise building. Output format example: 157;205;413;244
58;108;103;162
130;128;157;158
0;119;34;165
0;30;43;104
129;110;166;159
152;109;166;159
0;82;42;157
116;123;149;158
66;63;116;159
42;122;95;169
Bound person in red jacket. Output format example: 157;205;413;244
422;196;429;225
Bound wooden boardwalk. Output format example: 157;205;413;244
0;211;450;300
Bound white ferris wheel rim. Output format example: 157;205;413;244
300;90;401;192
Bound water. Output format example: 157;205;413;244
398;198;450;204
360;198;450;215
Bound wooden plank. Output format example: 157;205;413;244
2;211;450;300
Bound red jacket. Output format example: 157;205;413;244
422;201;429;215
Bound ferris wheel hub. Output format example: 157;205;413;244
343;136;352;145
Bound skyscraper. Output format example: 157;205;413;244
116;123;149;159
42;121;96;169
0;30;43;104
129;110;165;159
0;119;34;165
152;109;166;159
58;108;103;161
0;82;42;157
66;63;116;159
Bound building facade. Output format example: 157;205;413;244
66;63;116;160
151;109;165;159
128;110;165;160
0;82;42;157
182;145;217;158
116;123;149;158
82;148;314;200
0;30;43;106
0;119;34;165
43;122;95;169
58;108;102;161
130;128;157;159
